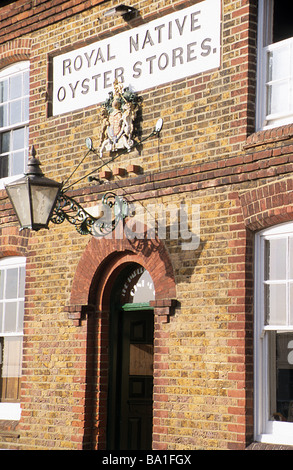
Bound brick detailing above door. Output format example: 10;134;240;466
66;234;176;325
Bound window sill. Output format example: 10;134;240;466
255;433;293;447
0;174;24;191
255;421;293;447
0;403;21;421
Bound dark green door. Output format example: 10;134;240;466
108;308;154;450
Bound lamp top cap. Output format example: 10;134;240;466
25;146;44;177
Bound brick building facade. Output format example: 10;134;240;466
0;0;292;450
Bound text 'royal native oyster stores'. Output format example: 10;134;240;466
52;0;221;115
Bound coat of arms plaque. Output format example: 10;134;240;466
99;80;140;157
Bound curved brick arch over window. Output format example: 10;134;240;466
68;235;177;325
0;226;29;258
0;38;31;70
239;178;293;231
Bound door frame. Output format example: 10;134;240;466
107;261;155;450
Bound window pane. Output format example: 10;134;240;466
265;283;287;325
4;302;17;332
12;128;24;150
0;80;8;103
0;104;8;128
2;336;22;377
17;301;24;333
0;155;8;178
11;151;25;176
270;332;293;422
23;96;29;122
1;336;22;402
23;72;29;96
267;81;290;116
268;48;290;82
0;132;10;154
9;100;22;126
273;2;293;43
5;268;18;299
0;128;27;177
290;283;293;324
19;266;25;297
9;75;22;100
265;238;287;280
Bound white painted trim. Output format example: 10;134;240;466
0;403;21;420
0;61;29;79
256;0;293;130
254;222;293;444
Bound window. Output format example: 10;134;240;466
255;222;293;445
0;61;29;185
0;257;25;420
256;0;293;130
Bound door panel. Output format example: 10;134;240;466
108;309;154;450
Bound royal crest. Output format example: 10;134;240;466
99;80;140;157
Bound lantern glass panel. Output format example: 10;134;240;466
30;184;60;226
5;181;31;228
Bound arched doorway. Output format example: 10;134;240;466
67;235;177;450
107;264;155;450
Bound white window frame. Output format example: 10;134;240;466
0;256;26;421
256;0;293;131
254;222;293;446
0;61;29;189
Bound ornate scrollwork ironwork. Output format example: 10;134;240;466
50;192;96;235
50;191;129;236
91;192;130;237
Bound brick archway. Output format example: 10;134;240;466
67;233;176;450
68;234;177;325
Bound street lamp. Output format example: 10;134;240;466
5;147;62;231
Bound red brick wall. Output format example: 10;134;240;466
0;0;105;45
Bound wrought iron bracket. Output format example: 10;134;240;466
50;191;130;236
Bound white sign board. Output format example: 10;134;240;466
52;0;221;115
